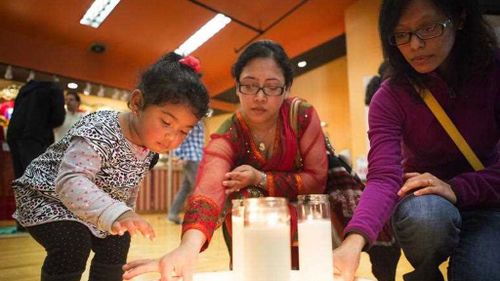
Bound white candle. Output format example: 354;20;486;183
232;214;244;280
298;219;334;281
243;224;291;281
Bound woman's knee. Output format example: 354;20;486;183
392;195;461;241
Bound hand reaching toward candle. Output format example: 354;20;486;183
123;229;205;281
223;164;263;194
111;210;155;240
123;245;198;281
332;233;365;281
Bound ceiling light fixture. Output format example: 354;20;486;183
80;0;121;28
175;13;231;56
297;61;307;68
68;82;78;89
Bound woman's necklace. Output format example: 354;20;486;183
252;124;276;152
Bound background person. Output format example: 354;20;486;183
53;91;85;142
168;120;205;224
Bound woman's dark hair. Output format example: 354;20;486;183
232;40;294;89
137;52;209;119
66;91;81;103
379;0;497;93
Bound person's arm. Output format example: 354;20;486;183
264;106;328;199
182;136;235;251
55;137;132;232
345;84;404;245
448;86;500;207
49;84;66;128
333;84;404;281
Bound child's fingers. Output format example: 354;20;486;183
111;221;125;235
136;221;156;240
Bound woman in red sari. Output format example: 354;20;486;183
123;40;328;281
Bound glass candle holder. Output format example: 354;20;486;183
243;197;291;281
231;199;244;280
297;194;334;281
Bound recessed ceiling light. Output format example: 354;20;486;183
67;82;78;89
175;13;231;56
298;61;307;68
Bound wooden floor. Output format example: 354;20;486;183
0;214;448;281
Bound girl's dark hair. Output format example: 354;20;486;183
232;40;294;89
379;0;497;93
137;52;209;119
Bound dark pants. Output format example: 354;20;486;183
368;243;402;281
27;221;130;281
7;139;47;179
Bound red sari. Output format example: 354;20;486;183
182;97;327;268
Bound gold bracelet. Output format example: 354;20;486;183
258;171;267;189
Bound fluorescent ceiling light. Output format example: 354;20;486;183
297;61;307;68
80;0;120;28
175;13;231;56
67;82;78;89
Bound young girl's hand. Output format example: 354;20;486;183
123;243;199;281
222;164;261;194
111;211;155;240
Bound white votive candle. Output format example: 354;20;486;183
298;218;334;281
243;224;291;281
232;213;244;280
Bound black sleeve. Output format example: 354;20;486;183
48;83;66;128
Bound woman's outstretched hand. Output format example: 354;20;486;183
222;164;262;194
332;234;365;281
123;243;199;281
399;172;457;204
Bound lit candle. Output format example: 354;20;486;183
298;218;333;281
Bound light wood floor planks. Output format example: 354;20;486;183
0;214;448;281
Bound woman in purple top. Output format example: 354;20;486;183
334;0;500;281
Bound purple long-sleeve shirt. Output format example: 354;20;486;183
346;53;500;245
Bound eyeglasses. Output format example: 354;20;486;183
389;19;452;46
238;83;285;96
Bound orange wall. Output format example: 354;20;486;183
345;0;383;165
292;57;350;152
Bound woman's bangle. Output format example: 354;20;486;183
258;171;267;189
